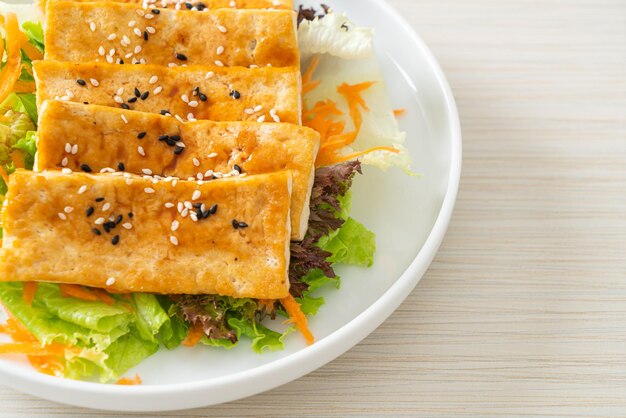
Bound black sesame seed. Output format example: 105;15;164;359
134;87;141;97
229;90;241;99
174;146;184;155
169;135;181;141
165;138;176;146
115;214;123;224
76;79;86;86
143;31;149;41
105;221;116;229
192;203;202;209
210;204;218;214
128;212;134;218
151;8;160;14
160;109;170;115
118;162;125;171
195;208;203;219
196;2;206;10
111;235;120;245
184;2;193;9
95;197;105;202
202;210;211;219
92;228;102;236
81;164;92;173
158;135;169;141
193;86;199;96
233;164;242;173
84;102;89;105
103;223;111;233
141;91;149;100
199;93;207;102
238;221;248;229
119;59;124;64
86;206;95;217
232;219;239;229
128;97;138;103
137;132;147;139
121;103;130;110
175;52;187;61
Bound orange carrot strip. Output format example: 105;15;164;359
116;374;143;385
28;355;65;376
0;342;68;356
182;322;204;347
59;284;99;302
90;288;116;305
302;55;320;86
393;108;406;117
22;282;37;306
11;81;35;93
0;14;23;104
280;294;314;345
337;81;376;131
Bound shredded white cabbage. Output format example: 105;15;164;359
301;26;414;175
298;13;374;61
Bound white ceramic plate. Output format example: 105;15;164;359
0;0;461;411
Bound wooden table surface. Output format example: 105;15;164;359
2;0;626;416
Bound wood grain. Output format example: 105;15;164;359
2;0;626;416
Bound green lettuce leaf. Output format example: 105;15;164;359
21;22;44;54
227;317;291;353
318;217;376;267
131;293;169;343
1;93;38;126
296;269;341;316
99;329;159;383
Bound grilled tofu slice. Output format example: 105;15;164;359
36;101;319;239
45;1;299;68
47;0;293;10
0;170;292;298
34;61;301;124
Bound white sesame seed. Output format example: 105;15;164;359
149;75;158;84
214;60;224;67
170;236;179;246
109;48;116;56
197;172;204;180
216;46;224;55
71;144;78;155
89;22;96;32
126;178;133;185
138;146;146;156
257;115;266;123
150;87;162;96
134;45;142;54
244;108;254;115
122;223;133;230
90;78;99;87
190;212;198;222
65;143;72;153
114;95;124;104
229;0;236;6
78;185;87;194
175;115;185;123
122;35;131;44
269;108;277;116
177;202;184;212
60;157;68;167
192;158;200;167
205;169;214;177
66;89;74;98
145;13;154;19
168;63;177;68
57;212;67;221
95;217;105;225
106;56;114;63
100;167;115;173
192;190;201;200
128;20;136;27
205;71;214;79
181;94;189;103
136;9;145;16
272;114;281;123
184;201;193;210
254;105;263;112
172;179;178;187
187;113;196;121
188;100;199;108
175;141;185;148
123;172;132;178
106;277;116;286
213;172;223;179
144;187;155;194
60;95;71;101
142;168;153;175
102;203;111;211
171;220;179;231
121;114;129;124
98;46;106;56
116;87;125;96
208;153;218;158
134;28;142;37
165;202;175;208
181;208;189;218
146;26;156;34
218;25;227;33
62;168;72;174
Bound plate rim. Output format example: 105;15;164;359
0;0;463;411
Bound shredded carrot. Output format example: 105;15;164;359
337;81;376;131
258;299;276;312
59;284;99;302
0;316;36;342
116;374;143;385
280;294;314;345
393;108;406;117
0;14;23;105
0;165;10;185
29;355;65;376
0;342;71;356
22;282;38;306
90;288;116;305
301;55;321;96
11;150;25;169
182;321;204;347
11;81;36;93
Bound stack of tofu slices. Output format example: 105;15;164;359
0;0;321;300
